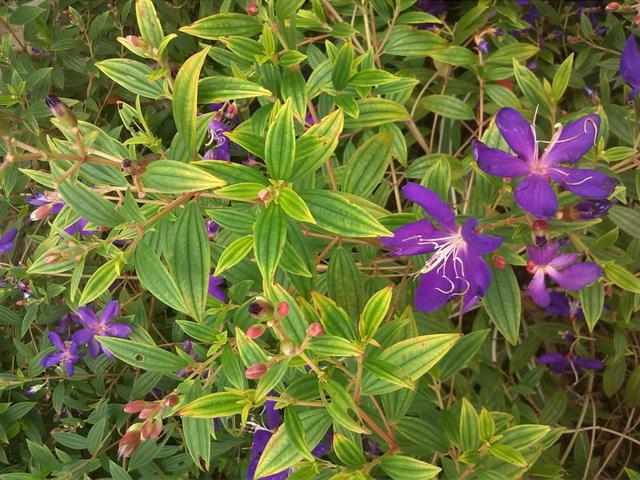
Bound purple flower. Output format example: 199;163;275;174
574;198;611;219
204;118;231;160
415;0;447;16
538;351;602;374
72;300;131;358
523;4;538;25
27;192;64;220
473;108;617;218
40;331;81;376
620;35;640;100
64;217;95;236
17;280;32;299
476;37;489;54
544;291;583;320
0;228;17;253
55;312;79;334
381;183;502;312
208;275;226;302
205;219;219;239
526;240;601;308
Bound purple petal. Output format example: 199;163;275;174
72;328;95;345
495;107;537;163
573;356;603;370
620;35;640;89
88;339;101;358
63;359;75;377
547;167;617;198
100;300;120;324
548;262;602;290
527;242;560;266
105;322;131;337
460;217;502;255
50;202;64;215
544;292;571;317
513;174;557;218
247;430;272;479
75;306;98;327
0;228;17;244
26;192;49;206
459;250;492;311
540;114;600;166
380;219;442;256
538;352;568;373
264;400;280;429
208;276;225;302
528;270;550;307
473;141;531;178
401;182;455;230
47;331;65;351
414;264;456;312
548;252;580;270
40;352;64;368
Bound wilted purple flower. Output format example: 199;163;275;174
205;219;219;239
208;275;225;302
40;331;81;376
473;108;617;218
16;280;32;299
544;291;583;320
523;4;538;25
45;95;76;128
526;59;538;70
574;198;611;219
27;192;64;220
538;351;602;374
620;35;640;100
526;240;601;308
0;228;17;253
72;301;131;358
204;117;230;160
476;37;489;54
381;183;502;312
64;217;95;236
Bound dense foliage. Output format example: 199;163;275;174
1;0;640;478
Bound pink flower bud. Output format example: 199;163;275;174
125;35;143;47
118;424;142;458
245;362;268;379
247;0;259;16
306;322;324;337
30;204;52;221
246;324;265;338
492;255;506;269
605;2;621;11
140;418;163;441
258;189;271;203
123;400;151;413
276;301;289;317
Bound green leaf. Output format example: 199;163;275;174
603;262;640;293
214;235;254;275
350;69;398;87
552;53;573;100
292;109;344;180
380;455;441;479
135;0;164;47
177;320;218;343
436;329;489;381
284;406;313;461
180;13;262;39
344;98;409;129
459;399;480;452
487;43;539;66
422;95;475;120
265;100;296;179
327;247;365;320
343;132;393;196
579;281;604;331
140;160;225;193
179;391;246;418
300;190;392;237
253;204;287;282
79;256;122;305
134;242;188;313
109;461;133;480
95;59;165;98
363;358;415;391
255;409;332;478
173;48;209;158
383;26;447;57
488;444;527;467
307;336;362;356
51;432;87;450
255;360;289;400
198;77;272;103
496;424;550;449
624;365;640;407
359;285;392;340
278;187;315;223
608;205;640;239
96;337;188;373
361;333;460;395
172;204;210;321
194;160;268;186
312;291;357;340
216;182;264;201
482;265;521;345
332;43;354;90
58;179;123;227
182;381;213;471
87;418;106;454
267;283;308;345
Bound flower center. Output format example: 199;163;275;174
415;231;471;295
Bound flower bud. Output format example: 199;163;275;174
45;95;77;128
140;418;163;441
246;0;259;16
306;322;324;338
246;324;265;338
163;393;179;407
281;342;295;355
276;300;289;317
605;2;621;11
574;199;611;220
118;424;142;458
125;35;144;48
258;188;271;203
248;297;273;318
245;362;268;379
526;258;536;274
44;253;61;264
491;255;506;269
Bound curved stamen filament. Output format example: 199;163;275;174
548;168;593;186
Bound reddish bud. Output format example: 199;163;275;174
164;393;179;407
246;324;265;338
248;297;273;318
492;255;506;269
123;400;151;413
140;418;163;441
138;407;158;419
258;188;271;203
306;322;324;338
245;362;268;379
118;424;142;458
605;2;621;11
44;253;61;264
276;301;289;317
526;258;536;274
495;78;513;90
247;0;259;16
531;219;548;231
30;204;52;221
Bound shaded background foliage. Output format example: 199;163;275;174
0;0;639;479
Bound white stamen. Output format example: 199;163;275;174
548;167;593;186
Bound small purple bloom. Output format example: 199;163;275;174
17;280;32;299
620;35;640;100
538;351;602;374
64;217;96;236
473;108;617;218
55;312;79;334
574;198;611;219
40;331;81;376
526;240;601;308
0;228;17;253
27;192;64;220
208;275;226;302
205;219;219;239
72;300;131;358
205;118;231;160
381;183;502;312
476;37;489;54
